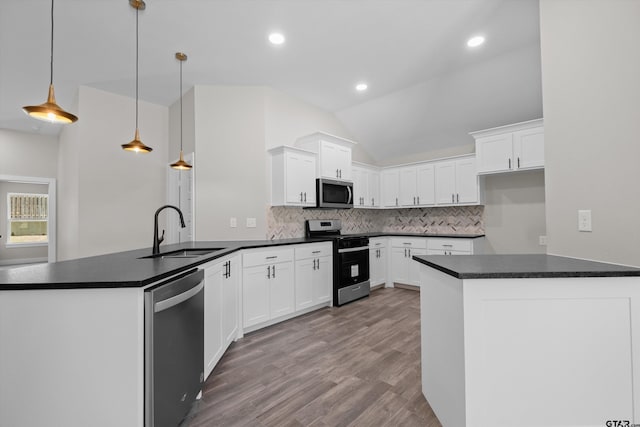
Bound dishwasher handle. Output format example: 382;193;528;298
155;281;204;313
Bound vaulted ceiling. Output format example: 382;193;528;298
0;0;542;162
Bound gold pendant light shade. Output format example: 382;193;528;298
170;52;192;170
23;0;77;124
23;84;78;124
122;128;152;153
122;0;152;153
170;150;192;170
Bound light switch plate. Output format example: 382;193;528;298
578;210;592;232
246;218;257;228
539;235;547;246
230;217;237;228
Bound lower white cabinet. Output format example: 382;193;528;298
426;238;473;255
390;238;428;287
203;254;239;379
369;238;387;287
242;247;295;329
295;242;333;310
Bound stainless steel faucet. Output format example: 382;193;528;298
153;205;186;255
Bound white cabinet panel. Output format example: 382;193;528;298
435;157;478;205
269;262;295;318
475;133;513;174
242;265;270;328
382;169;400;207
400;168;418;206
513;127;545;170
416;163;435;206
269;146;316;207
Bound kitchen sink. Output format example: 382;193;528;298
140;248;226;259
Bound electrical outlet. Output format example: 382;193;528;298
578;210;592;232
246;218;257;228
230;217;237;228
539;235;547;246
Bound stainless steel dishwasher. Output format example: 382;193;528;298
145;268;204;427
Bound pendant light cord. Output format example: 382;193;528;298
179;58;183;151
135;6;139;130
49;0;54;85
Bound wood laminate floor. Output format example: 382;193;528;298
184;287;442;427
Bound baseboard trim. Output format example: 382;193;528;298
393;283;420;292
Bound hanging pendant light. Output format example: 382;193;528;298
22;0;78;124
122;0;152;153
170;52;192;170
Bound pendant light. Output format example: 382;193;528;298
170;52;192;170
121;0;152;153
22;0;78;124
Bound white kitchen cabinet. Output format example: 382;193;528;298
390;238;428;286
203;254;239;379
472;119;544;175
426;238;473;255
382;168;401;207
242;247;294;329
269;146;317;207
369;238;387;287
435;156;479;205
399;163;435;207
353;163;381;208
295;132;355;181
295;242;333;310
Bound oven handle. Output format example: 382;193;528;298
338;246;368;254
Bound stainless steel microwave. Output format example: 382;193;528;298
316;178;353;209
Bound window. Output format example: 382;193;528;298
7;193;48;246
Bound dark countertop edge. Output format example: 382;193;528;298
413;255;640;279
0;233;485;291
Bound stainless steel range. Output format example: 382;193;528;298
305;220;370;306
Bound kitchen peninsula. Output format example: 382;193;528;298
413;254;640;427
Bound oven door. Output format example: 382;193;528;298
338;248;369;288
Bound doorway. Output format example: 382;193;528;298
0;175;56;266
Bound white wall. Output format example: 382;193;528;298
540;0;640;266
0;129;58;177
193;86;267;240
483;170;546;254
58;86;168;260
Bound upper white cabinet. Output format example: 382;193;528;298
381;168;401;207
472;119;544;175
295;132;356;181
352;163;381;208
269;146;316;207
435;156;479;205
399;163;435;207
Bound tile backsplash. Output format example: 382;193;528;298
267;206;484;239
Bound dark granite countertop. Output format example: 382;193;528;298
0;232;485;290
413;254;640;279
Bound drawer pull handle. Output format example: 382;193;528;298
266;256;278;259
312;250;321;254
442;244;453;247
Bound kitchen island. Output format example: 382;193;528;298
413;254;640;427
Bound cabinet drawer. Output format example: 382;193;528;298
295;242;333;260
427;238;472;253
369;237;387;248
243;247;294;267
390;237;427;249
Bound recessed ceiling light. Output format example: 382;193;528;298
268;33;285;45
467;35;485;48
355;83;368;92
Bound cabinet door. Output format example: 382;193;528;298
313;256;332;304
416;163;435;205
455;158;478;204
391;247;409;284
368;170;380;207
222;257;239;347
204;262;223;378
399;167;418;206
435;161;457;205
382;169;400;207
269;262;295;319
352;167;367;207
336;145;352;181
242;265;270;328
295;258;314;310
320;141;340;179
369;247;386;286
476;133;513;174
285;152;315;206
513;127;544;170
408;248;427;286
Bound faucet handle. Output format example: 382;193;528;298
158;229;165;245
